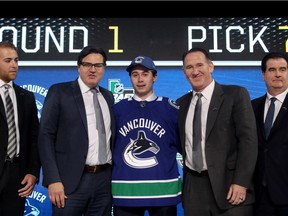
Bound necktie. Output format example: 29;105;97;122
4;84;17;159
264;97;276;139
91;88;107;164
193;93;203;173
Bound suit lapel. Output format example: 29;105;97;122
270;93;288;136
180;93;193;124
206;83;223;140
256;96;267;139
0;94;5;121
100;87;114;126
99;87;113;108
71;80;88;133
14;84;24;130
178;92;193;159
256;94;267;139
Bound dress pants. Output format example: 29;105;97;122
254;186;288;216
52;165;112;216
0;160;26;216
182;169;253;216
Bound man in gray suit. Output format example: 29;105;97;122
38;46;115;216
176;47;258;216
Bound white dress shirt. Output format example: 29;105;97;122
185;80;215;171
78;77;112;165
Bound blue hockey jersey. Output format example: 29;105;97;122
112;96;182;207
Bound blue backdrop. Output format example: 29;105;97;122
19;65;265;216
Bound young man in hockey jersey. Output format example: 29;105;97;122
111;56;182;216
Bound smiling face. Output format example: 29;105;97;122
77;53;106;88
182;51;214;92
130;65;157;100
262;57;288;96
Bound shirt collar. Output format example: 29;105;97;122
0;80;13;88
266;88;288;103
78;77;99;94
133;92;157;102
193;79;215;101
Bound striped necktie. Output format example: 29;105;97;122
4;84;17;159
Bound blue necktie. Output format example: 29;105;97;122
193;93;203;173
264;97;276;139
262;97;276;186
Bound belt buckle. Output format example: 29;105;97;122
92;165;97;172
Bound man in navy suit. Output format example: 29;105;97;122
38;46;115;216
252;52;288;216
0;41;40;215
177;47;258;216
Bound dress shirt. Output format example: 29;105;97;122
78;77;112;165
133;92;157;102
185;80;215;171
264;89;288;124
0;80;20;156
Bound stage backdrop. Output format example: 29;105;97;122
17;65;265;216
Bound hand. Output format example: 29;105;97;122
18;174;37;197
48;182;67;208
226;184;247;205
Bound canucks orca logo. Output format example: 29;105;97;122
24;199;40;216
124;130;160;168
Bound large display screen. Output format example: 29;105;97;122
1;17;287;64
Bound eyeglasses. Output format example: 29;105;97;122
81;62;106;69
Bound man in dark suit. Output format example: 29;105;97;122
177;47;258;216
38;46;115;216
0;41;40;215
252;52;288;216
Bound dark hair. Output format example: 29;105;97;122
77;46;107;66
182;47;212;63
261;52;288;72
0;41;18;52
128;68;157;77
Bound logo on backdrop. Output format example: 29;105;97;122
24;199;40;216
108;79;134;103
21;84;48;119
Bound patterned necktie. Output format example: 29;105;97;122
4;84;17;159
193;93;203;173
264;97;276;139
91;88;107;164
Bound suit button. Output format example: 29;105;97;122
264;148;268;152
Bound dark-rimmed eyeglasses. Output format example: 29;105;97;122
81;62;106;69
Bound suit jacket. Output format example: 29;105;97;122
252;93;288;205
177;82;258;210
0;83;40;179
38;79;115;194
